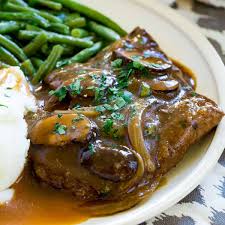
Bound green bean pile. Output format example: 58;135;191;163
0;0;126;84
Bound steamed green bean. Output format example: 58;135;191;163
23;32;47;57
4;2;61;23
88;21;120;42
9;0;28;7
29;0;62;11
71;28;89;38
21;59;35;77
32;45;63;84
0;12;49;28
0;46;19;66
0;21;21;34
19;30;93;48
57;41;103;67
54;0;127;36
31;57;44;68
66;17;86;28
0;34;27;61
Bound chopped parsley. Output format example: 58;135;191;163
49;86;67;101
95;105;106;113
68;78;83;96
49;78;83;101
72;114;84;123
57;113;63;118
53;123;67;135
191;91;197;97
111;59;123;68
103;119;114;135
133;60;144;70
115;97;126;109
111;112;125;121
73;104;81;110
88;143;95;155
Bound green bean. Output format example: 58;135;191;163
71;28;89;38
0;46;19;66
62;45;76;56
65;13;80;21
25;24;42;31
82;36;96;42
21;59;35;77
4;3;61;23
41;43;50;55
18;30;93;48
9;0;28;7
31;57;43;68
66;17;86;28
0;61;10;69
23;32;47;57
0;12;50;28
29;0;62;11
54;0;127;36
49;23;70;35
32;45;63;84
0;21;21;34
88;21;120;42
0;34;27;62
57;41;103;67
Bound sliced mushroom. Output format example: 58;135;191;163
29;113;97;146
81;141;138;182
151;79;179;91
114;48;172;72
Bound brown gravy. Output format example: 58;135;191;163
0;60;196;225
0;166;89;225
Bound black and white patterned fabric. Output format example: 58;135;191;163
141;1;225;224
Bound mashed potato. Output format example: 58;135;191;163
0;67;36;203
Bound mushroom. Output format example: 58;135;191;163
114;48;172;72
81;141;138;182
29;113;97;146
151;79;179;91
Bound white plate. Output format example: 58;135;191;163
77;0;225;224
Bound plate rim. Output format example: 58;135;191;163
68;1;225;224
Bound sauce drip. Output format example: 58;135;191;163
0;166;89;225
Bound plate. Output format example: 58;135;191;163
76;0;225;224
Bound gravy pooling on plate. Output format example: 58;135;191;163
0;27;223;223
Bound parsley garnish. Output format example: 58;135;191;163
49;86;67;101
103;119;114;135
72;114;84;123
57;114;63;118
53;123;67;135
88;143;95;155
111;112;125;121
111;59;123;68
68;78;83;95
191;91;197;97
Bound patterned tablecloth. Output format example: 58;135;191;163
140;1;225;225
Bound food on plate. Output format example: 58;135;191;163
29;27;223;215
0;0;223;224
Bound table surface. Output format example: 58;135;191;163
140;1;225;225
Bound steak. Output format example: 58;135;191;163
29;27;224;215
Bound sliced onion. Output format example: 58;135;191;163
128;103;155;172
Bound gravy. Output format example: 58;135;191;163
0;166;89;225
0;60;196;225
